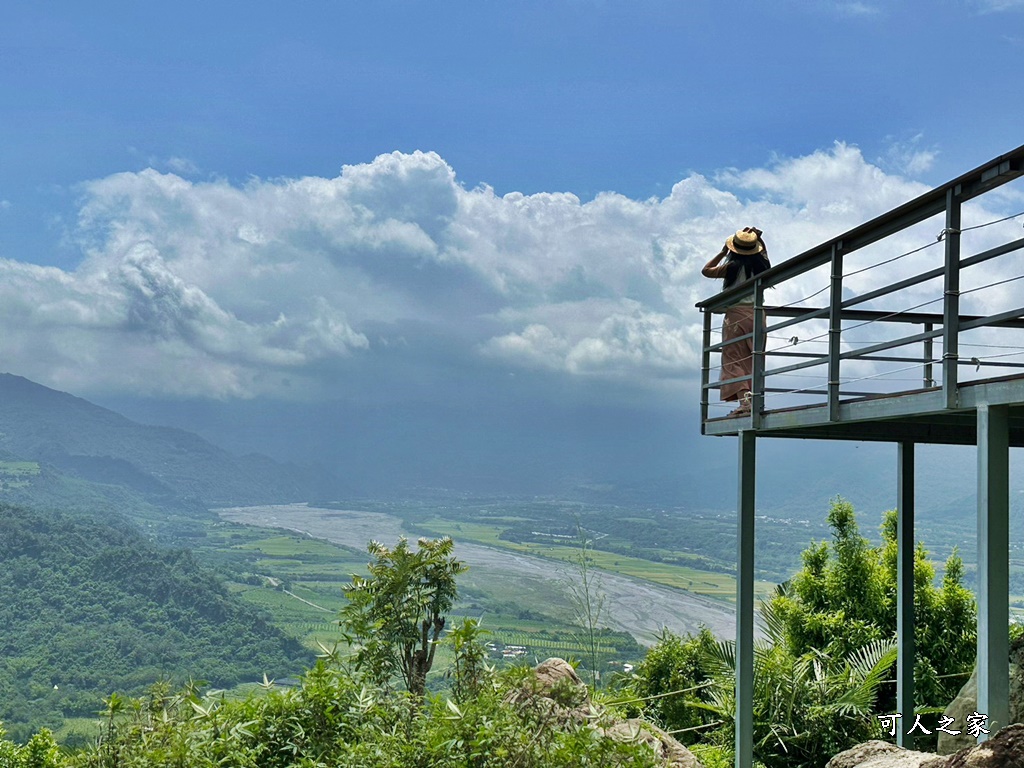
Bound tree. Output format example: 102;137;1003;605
699;601;897;768
341;536;467;698
768;497;976;712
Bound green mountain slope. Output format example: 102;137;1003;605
0;502;310;741
0;373;330;505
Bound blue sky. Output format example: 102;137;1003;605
2;1;1023;495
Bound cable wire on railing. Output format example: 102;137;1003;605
960;272;1024;296
845;239;942;278
966;349;1024;365
766;295;944;356
831;297;945;335
751;208;1024;320
837;360;940;386
764;359;942;400
775;284;831;310
960;341;1024;350
956;209;1024;236
604;681;713;708
666;721;725;736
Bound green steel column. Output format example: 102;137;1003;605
735;430;756;768
896;441;915;748
827;243;843;422
942;189;961;410
977;404;1010;740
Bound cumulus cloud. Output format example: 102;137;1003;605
2;142;1018;400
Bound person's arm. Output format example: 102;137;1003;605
702;246;730;278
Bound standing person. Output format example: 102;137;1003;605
702;227;771;416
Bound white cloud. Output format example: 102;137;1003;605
834;2;881;16
165;156;200;176
2;142;1017;400
971;0;1024;11
879;134;939;177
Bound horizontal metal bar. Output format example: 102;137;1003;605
697;145;1024;311
702;374;752;391
766;305;943;325
763;306;831;336
729;239;1024;331
764;306;1024;329
700;145;1024;311
762;356;830;378
959;360;1024;369
767;351;829;360
763;387;882;397
960;236;1024;270
837;327;944;360
857;354;933;364
707;332;754;353
959;306;1024;333
841;266;944;311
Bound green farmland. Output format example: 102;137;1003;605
191;518;645;675
410;515;775;602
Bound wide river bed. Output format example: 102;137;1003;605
217;503;746;644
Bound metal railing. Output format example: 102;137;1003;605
697;145;1024;428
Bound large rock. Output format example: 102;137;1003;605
939;635;1024;754
825;740;945;768
946;723;1024;767
509;657;703;768
828;724;1024;768
602;719;702;768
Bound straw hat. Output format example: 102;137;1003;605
725;229;765;256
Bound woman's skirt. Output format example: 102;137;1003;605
720;305;755;402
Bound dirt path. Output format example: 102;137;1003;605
218;503;749;645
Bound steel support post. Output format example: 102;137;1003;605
828;243;844;421
977;404;1010;740
735;430;756;768
942;189;962;409
896;441;915;748
923;322;934;388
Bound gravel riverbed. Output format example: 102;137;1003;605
218;503;748;644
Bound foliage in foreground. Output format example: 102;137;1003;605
622;498;977;768
769;499;976;711
0;653;663;768
342;536;467;699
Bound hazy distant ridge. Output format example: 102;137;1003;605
0;373;326;505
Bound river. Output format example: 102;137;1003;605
217;503;747;645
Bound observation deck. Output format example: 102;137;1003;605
696;144;1024;768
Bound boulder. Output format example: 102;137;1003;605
502;657;593;719
509;657;703;768
825;740;945;768
602;719;702;768
828;724;1024;768
939;635;1024;754
945;723;1024;767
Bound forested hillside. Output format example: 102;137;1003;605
0;503;310;741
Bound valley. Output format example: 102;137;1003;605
218;502;753;643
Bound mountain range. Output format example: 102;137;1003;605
0;373;336;509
